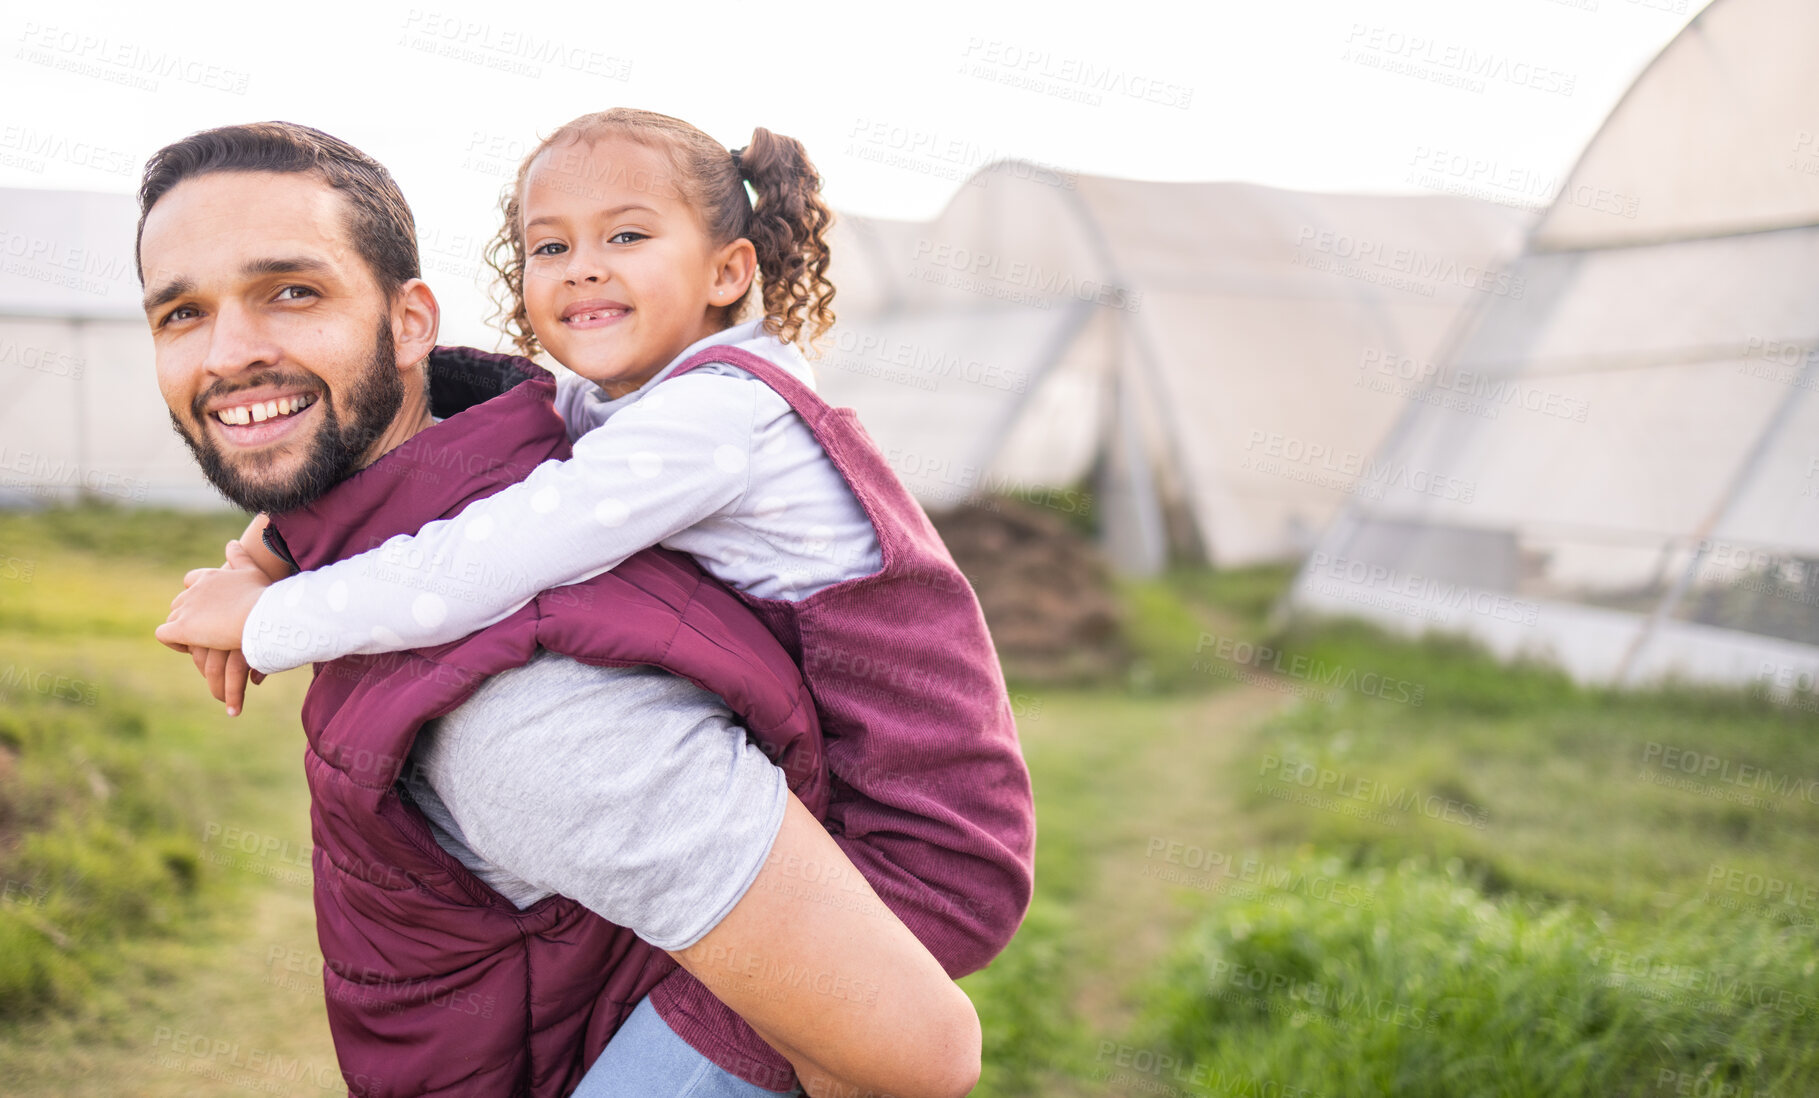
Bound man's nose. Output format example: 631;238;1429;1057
199;301;280;379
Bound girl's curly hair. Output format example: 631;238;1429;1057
484;108;835;358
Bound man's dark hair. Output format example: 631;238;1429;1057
136;121;420;294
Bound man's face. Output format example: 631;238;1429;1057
140;171;406;513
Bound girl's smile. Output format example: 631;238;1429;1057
559;298;632;329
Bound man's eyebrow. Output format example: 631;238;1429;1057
241;256;334;279
143;277;194;316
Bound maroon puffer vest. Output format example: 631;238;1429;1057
264;348;826;1097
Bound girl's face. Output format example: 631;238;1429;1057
519;136;751;397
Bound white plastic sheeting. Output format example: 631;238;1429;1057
825;168;1529;570
1287;0;1819;691
0;187;220;508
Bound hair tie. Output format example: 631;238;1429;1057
730;146;757;208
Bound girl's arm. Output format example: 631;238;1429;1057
235;372;760;674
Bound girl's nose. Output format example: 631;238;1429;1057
563;244;608;285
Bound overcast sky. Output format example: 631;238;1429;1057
2;0;1705;347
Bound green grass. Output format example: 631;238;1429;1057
959;690;1129;1095
0;505;256;1019
6;508;1819;1098
0;684;210;1017
1235;618;1819;922
0;505;249;640
1141;858;1817;1097
0;504;328;1093
1119;563;1295;692
1120;611;1819;1098
962;574;1819;1098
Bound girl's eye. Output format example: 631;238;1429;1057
531;241;568;257
609;231;647;245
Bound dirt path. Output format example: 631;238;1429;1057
1073;682;1292;1039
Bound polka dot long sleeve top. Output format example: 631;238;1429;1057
240;321;882;675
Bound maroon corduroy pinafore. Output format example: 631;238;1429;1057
646;347;1038;1084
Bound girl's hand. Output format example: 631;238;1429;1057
185;643;266;717
156;541;274;716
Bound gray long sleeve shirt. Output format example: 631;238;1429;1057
397;648;787;951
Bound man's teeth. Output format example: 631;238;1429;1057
215;394;317;426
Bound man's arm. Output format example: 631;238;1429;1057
236;512;294;581
672;794;982;1098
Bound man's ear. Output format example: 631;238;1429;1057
391;278;441;369
710;238;758;308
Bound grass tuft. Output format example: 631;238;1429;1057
1141;858;1818;1097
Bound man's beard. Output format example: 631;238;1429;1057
172;318;405;515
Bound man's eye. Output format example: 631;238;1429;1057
610;231;647;245
276;285;317;302
159;305;199;327
531;241;567;257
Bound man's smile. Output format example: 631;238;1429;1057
206;390;321;447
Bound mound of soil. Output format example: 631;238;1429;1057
928;499;1128;685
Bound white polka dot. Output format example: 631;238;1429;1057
282;578;306;609
371;626;405;648
803;524;833;556
530;486;561;513
594;498;630;527
465;514;496;542
327;580;348;612
714;444;748;474
412;593;448;629
629;451;663;479
762;434;788;455
754;496;788;521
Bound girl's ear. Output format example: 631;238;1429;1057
709;237;758;307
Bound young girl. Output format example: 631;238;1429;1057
161;109;1035;1093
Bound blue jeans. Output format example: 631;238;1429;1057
573;996;800;1097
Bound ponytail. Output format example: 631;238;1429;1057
731;128;836;349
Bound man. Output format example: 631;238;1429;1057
143;122;979;1098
